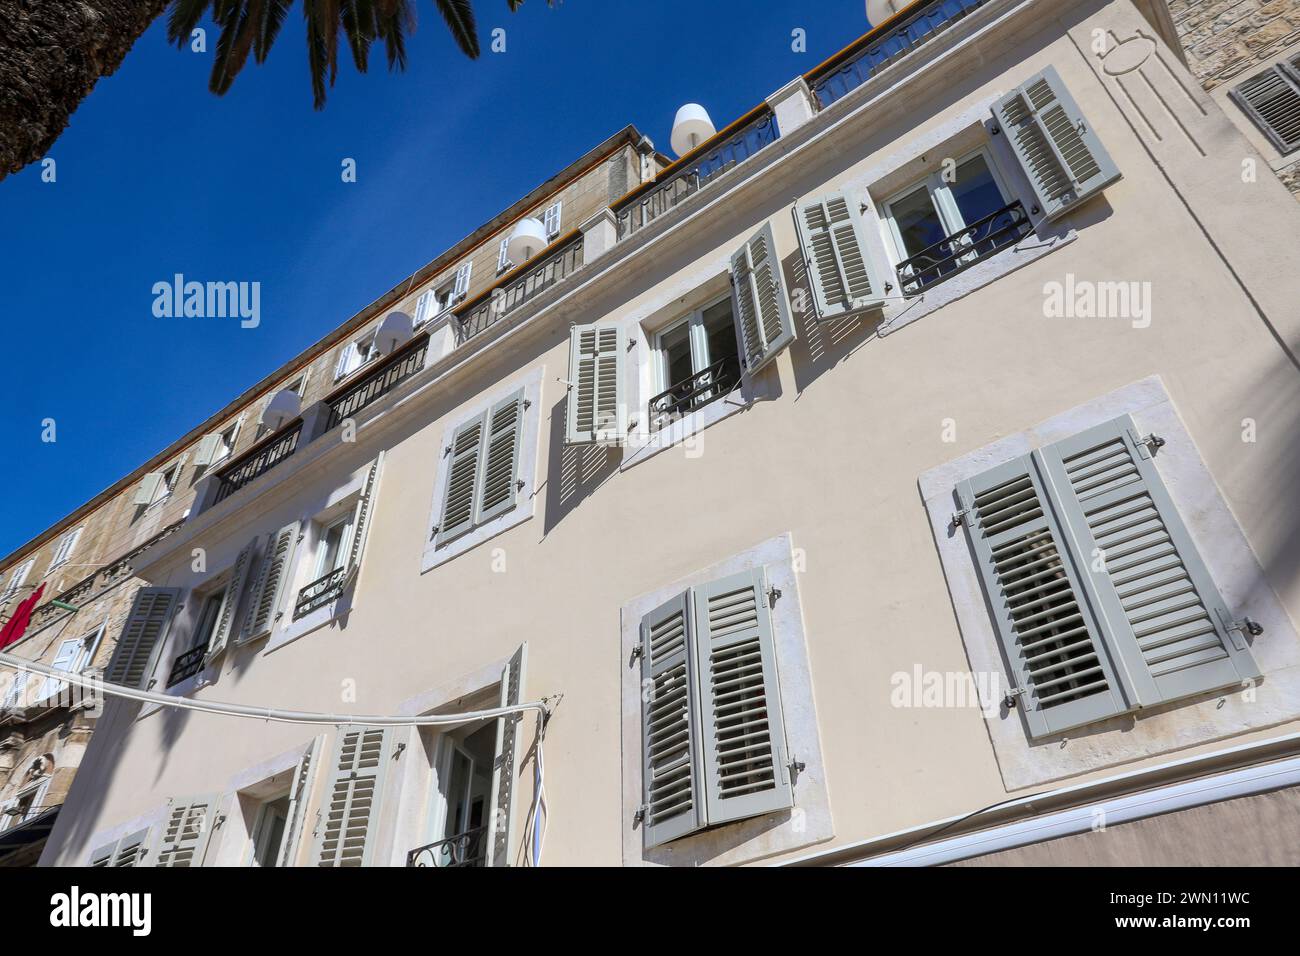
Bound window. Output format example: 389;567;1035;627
195;421;241;469
250;795;291;867
104;587;181;690
133;464;178;507
496;237;512;274
955;414;1261;740
649;298;742;430
333;333;378;381
0;558;35;604
48;527;82;572
543;200;562;238
314;514;354;580
167;587;225;688
1229;54;1300;154
37;623;103;702
4;778;52;829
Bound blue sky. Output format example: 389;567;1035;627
0;0;872;559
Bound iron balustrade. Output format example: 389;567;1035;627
808;0;989;108
406;825;489;867
455;233;584;343
213;419;303;504
294;566;348;620
324;332;430;432
166;644;208;688
894;199;1031;296
613;108;780;240
648;356;741;430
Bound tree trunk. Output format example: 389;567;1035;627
0;1;169;181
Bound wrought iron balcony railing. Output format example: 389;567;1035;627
294;566;348;620
406;824;489;867
807;0;989;109
648;356;741;430
894;199;1031;296
455;232;584;344
213;418;303;505
166;643;208;688
324;332;430;433
612;106;779;241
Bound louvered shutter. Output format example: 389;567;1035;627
797;191;890;319
113;828;150;866
640;591;705;848
345;456;382;578
51;527;82;568
38;638;81;700
106;587;181;689
133;472;165;505
476;391;525;525
692;569;793;824
239;523;300;644
1037;416;1261;705
956;455;1129;738
334;342;360;381
1230;61;1300;154
316;727;391;867
436;413;486;546
88;840;116;866
543;201;562;238
486;645;526;867
206;537;258;662
276;737;322;867
453;262;473;299
155;795;218;867
497;237;512;273
1;559;34;604
993;65;1120;221
414;290;436;327
564;323;625;445
730;222;796;373
194;433;223;467
2;671;28;710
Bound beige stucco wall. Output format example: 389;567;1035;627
36;0;1300;866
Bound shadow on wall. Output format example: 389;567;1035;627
783;245;882;396
540;391;618;537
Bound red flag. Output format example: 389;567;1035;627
0;583;45;650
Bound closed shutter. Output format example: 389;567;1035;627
334;342;360;381
993;65;1120;220
730;222;796;373
38;638;81;700
276;737;322;867
155;795;218;867
797;191;889;319
640;591;705;849
956;456;1129;738
1038;416;1261;704
206;537;258;662
133;472;165;506
194;433;223;467
239;523;300;644
316;727;391;867
414;289;436;327
543;201;562;238
564;323;625;445
436;413;487;546
1230;60;1300;154
476;390;525;525
346;456;383;578
486;645;527;867
106;587;181;689
692;568;793;825
453;261;473;299
497;237;512;273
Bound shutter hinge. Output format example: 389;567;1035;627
951;508;970;529
788;756;806;782
767;586;782;608
1128;429;1165;460
1002;686;1027;709
523;398;531;410
516;479;526;492
630;642;645;663
443;444;452;456
1218;609;1264;651
633;804;648;826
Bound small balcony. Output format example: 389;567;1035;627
323;331;431;433
648;356;742;431
213;418;303;505
894;199;1030;296
166;643;208;688
293;566;348;620
454;232;585;344
406;825;489;867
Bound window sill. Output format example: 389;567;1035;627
421;505;534;572
265;590;352;654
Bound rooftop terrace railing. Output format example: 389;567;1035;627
323;332;430;433
454;231;584;344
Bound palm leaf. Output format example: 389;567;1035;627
433;0;479;58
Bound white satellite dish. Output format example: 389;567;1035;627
372;310;414;356
866;0;907;26
506;217;549;264
259;388;302;432
670;103;715;157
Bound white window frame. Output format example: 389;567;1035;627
47;527;83;573
37;620;104;702
1;558;35;605
312;511;356;581
156;577;228;699
648;293;742;428
150;464;179;507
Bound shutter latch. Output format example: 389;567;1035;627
1002;686;1027;710
630;642;645;663
767;586;782;607
787;756;806;783
1219;609;1264;651
1128;429;1165;460
951;508;970;529
633;804;648;826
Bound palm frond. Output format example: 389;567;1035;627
433;0;479;59
167;0;212;45
254;0;294;62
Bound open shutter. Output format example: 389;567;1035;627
414;290;436;327
692;568;793;825
640;590;705;848
88;840;116;866
2;671;27;710
334;342;360;381
453;261;473;299
1;558;34;604
1230;61;1300;154
993;65;1120;221
276;737;322;867
543;201;563;238
476;390;525;525
193;433;223;467
316;727;391;867
730;222;796;373
797;191;889;319
239;523;300;644
564;323;625;445
485;644;527;867
206;537;258;662
956;455;1130;738
155;795;218;867
1037;416;1261;706
436;413;486;546
497;237;512;273
38;638;80;700
346;456;383;579
133;472;165;506
113;828;150;866
106;587;181;689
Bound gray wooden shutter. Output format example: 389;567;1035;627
692;568;793;825
206;537;258;662
193;433;223;467
485;644;527;867
114;828;150;866
476;390;526;525
993;65;1120;220
1037;416;1262;706
88;840;116;866
797;191;889;319
730;222;796;373
106;587;181;689
436;413;487;546
316;727;391;867
956;455;1130;738
133;472;165;505
155;795;218;867
565;323;625;445
640;590;705;848
239;523;300;643
276;736;322;867
346;456;383;578
1230;60;1300;154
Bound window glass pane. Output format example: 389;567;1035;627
194;590;225;650
889;185;947;258
949;154;1005;227
702;300;739;372
658;321;694;389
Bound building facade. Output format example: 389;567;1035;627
12;0;1300;867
